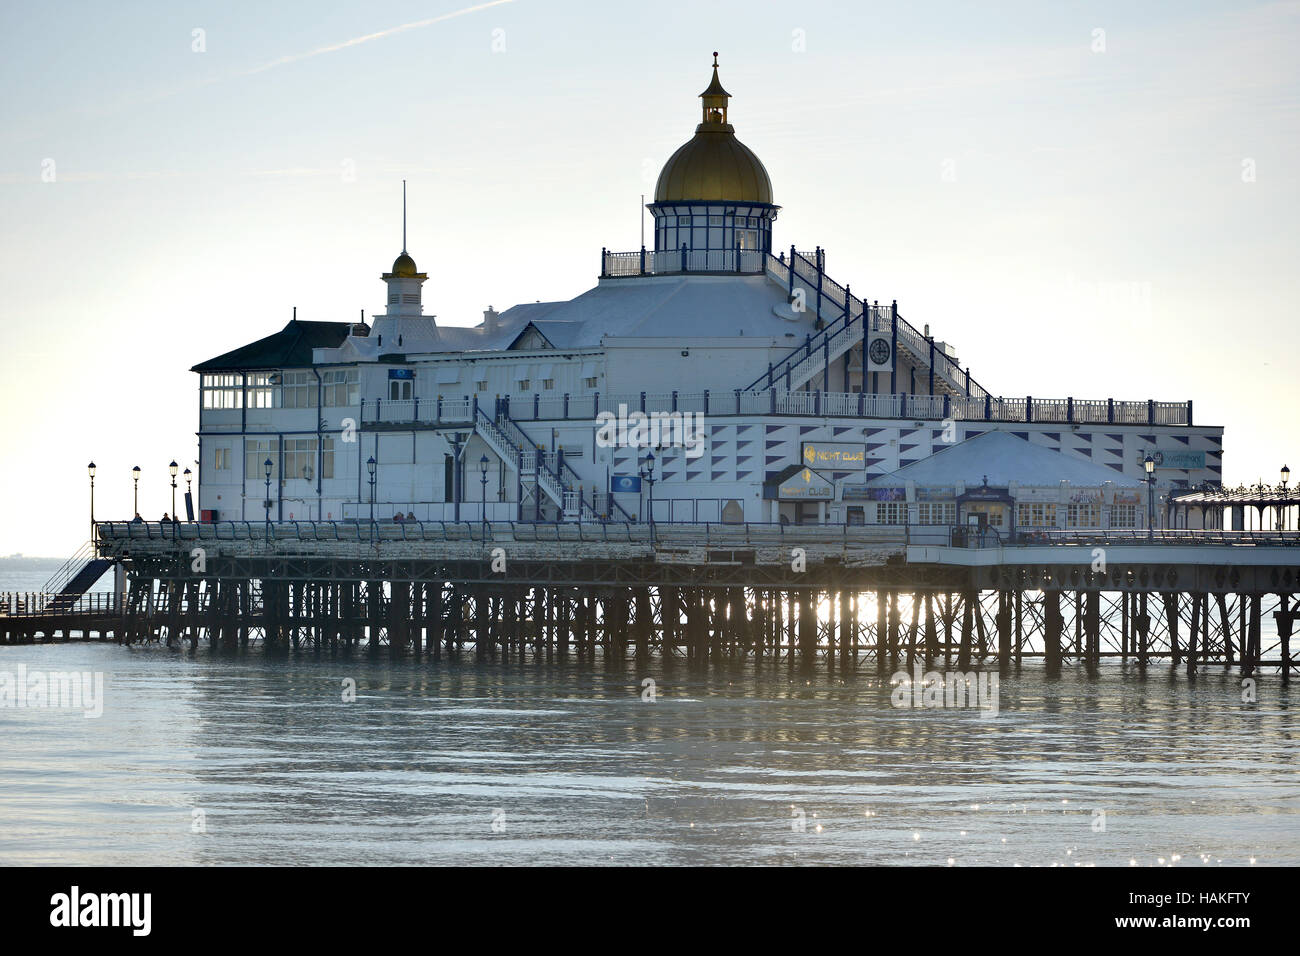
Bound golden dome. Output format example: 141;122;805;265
654;54;773;205
390;252;418;277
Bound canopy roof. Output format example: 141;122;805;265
867;431;1144;487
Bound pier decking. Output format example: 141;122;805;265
4;521;1296;682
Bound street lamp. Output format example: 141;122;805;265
640;451;657;541
131;465;141;519
367;456;377;542
1143;454;1156;539
87;462;96;541
1280;464;1290;530
479;455;489;537
264;458;273;541
169;460;178;532
183;468;192;522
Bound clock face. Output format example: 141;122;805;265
868;337;891;366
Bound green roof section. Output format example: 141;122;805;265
191;319;353;372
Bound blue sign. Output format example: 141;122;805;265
388;368;415;380
610;474;642;494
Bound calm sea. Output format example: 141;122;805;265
1;558;1295;866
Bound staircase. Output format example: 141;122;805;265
42;541;114;612
475;404;606;521
753;248;989;400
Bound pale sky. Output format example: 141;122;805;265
1;0;1296;555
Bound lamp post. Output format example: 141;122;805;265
367;456;377;543
87;462;96;541
263;458;273;542
183;468;192;522
1281;464;1290;531
169;460;178;536
132;465;141;519
1143;454;1156;539
640;451;657;542
479;455;489;537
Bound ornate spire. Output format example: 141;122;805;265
699;51;731;127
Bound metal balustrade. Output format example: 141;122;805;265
451;390;1191;426
591;247;1195;429
94;520;1291;552
0;590;119;619
933;527;1300;549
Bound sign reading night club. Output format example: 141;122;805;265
1142;449;1206;470
866;335;893;373
779;468;834;500
802;442;866;470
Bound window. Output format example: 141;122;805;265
1067;502;1100;528
583;376;598;389
244;440;275;480
475;380;487;392
876;502;907;524
201;374;243;410
1017;502;1058;528
388;379;412;401
1110;503;1138;528
213;447;230;471
322;369;358;407
918;502;956;525
677;215;691;226
517;379;531;392
246;372;275;409
738;230;759;250
443;455;454;503
541;379;555;390
709;215;723;226
284;439;314;481
281;371;317;409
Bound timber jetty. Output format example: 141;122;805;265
4;519;1298;681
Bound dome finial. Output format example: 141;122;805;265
700;51;730;126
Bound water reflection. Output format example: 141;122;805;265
0;644;1292;866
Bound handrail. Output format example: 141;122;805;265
93;520;1300;550
359;388;1190;427
488;406;604;520
744;249;996;402
42;540;98;596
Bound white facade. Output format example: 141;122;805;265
192;66;1222;531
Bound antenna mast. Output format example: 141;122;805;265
402;180;407;253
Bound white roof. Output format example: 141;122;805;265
313;272;815;363
867;431;1142;487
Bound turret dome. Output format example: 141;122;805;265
653;53;773;204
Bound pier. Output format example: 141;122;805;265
5;520;1296;681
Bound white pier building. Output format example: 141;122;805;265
192;57;1222;536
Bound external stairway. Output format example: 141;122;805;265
42;541;114;612
475;401;635;521
750;248;990;401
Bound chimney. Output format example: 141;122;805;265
483;305;500;335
